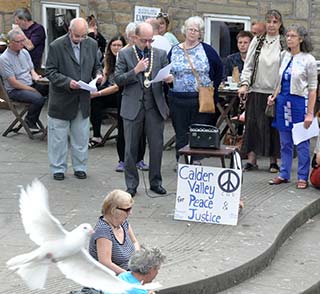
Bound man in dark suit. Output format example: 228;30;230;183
114;22;173;196
46;17;102;181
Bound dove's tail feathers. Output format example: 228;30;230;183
17;262;49;290
6;251;39;270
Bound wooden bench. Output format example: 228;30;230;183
178;144;238;168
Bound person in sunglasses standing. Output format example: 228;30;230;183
114;22;173;197
89;189;140;275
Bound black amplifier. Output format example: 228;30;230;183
189;124;220;149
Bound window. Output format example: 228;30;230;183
41;2;80;62
203;14;251;62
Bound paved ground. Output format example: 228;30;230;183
0;106;319;294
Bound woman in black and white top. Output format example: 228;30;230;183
89;189;140;274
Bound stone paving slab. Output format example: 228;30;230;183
0;107;319;294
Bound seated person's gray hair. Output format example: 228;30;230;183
129;246;166;275
7;29;24;41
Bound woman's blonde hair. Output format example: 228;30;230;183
101;189;133;215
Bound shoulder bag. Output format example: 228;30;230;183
183;44;215;113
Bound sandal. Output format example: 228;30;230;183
243;162;258;171
296;179;308;189
269;163;279;173
88;138;103;149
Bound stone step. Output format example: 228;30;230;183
219;213;320;294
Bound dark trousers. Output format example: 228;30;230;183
9;83;47;124
123;107;164;190
90;93;117;138
117;94;146;163
169;96;219;161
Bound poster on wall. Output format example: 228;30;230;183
174;164;242;226
134;6;160;23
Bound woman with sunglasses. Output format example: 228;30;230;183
88;189;140;275
156;12;179;46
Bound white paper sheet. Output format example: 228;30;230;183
292;117;319;145
150;63;172;84
78;77;98;92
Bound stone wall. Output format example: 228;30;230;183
0;0;318;58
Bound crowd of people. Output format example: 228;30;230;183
1;8;319;190
1;5;320;294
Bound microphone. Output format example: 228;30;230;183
143;47;150;59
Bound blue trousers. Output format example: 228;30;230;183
9;85;46;124
47;110;89;174
279;130;310;181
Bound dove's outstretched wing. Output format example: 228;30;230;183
19;179;67;245
57;249;133;294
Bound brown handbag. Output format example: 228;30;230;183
183;44;215;113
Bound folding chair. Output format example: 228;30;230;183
100;108;118;146
0;78;46;139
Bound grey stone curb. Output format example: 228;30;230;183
158;197;320;294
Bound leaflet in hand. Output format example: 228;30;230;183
292;117;319;145
150;63;172;84
78;77;98;93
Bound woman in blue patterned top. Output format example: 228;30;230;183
168;16;223;164
89;189;140;274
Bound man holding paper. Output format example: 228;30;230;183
46;17;102;181
114;22;173;196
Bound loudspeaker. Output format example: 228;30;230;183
189;124;220;149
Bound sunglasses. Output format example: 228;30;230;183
117;206;132;213
157;12;168;18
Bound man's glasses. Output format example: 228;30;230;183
71;32;88;40
117;206;132;213
12;39;26;44
138;38;154;44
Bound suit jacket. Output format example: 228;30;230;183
114;46;169;121
46;34;101;120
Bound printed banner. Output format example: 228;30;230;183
174;164;242;226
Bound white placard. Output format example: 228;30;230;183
174;164;242;226
134;6;160;23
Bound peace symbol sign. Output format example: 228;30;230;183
218;170;240;193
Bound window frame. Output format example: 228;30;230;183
41;1;80;64
203;14;251;56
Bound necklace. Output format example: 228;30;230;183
133;45;154;88
103;217;121;230
265;36;278;45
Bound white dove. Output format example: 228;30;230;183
7;179;160;293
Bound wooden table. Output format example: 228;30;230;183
178;144;238;168
216;87;240;140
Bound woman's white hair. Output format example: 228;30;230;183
181;16;204;37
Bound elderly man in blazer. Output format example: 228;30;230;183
114;22;173;196
46;17;101;181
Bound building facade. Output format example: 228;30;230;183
0;0;319;58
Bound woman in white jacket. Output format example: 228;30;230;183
268;24;317;189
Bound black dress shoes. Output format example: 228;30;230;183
126;188;136;197
74;171;87;179
53;173;64;181
150;185;167;195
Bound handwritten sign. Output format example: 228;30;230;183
174;164;242;226
134;6;160;23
